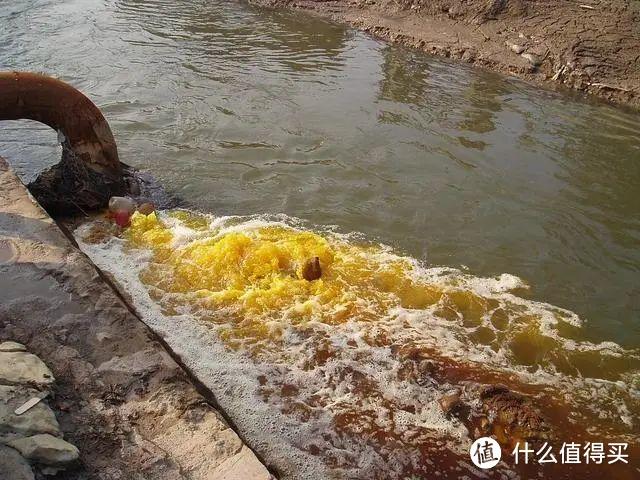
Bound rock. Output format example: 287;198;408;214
438;392;463;416
478;384;552;443
0;341;26;353
0;352;54;387
0;385;60;441
0;239;19;265
479;383;510;400
521;52;542;67
301;257;322;281
7;434;79;467
96;332;112;344
505;41;525;54
461;49;475;62
0;444;35;480
27;146;127;216
510;44;525;54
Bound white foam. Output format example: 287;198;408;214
74;211;640;478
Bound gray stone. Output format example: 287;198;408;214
96;331;112;343
0;352;54;387
0;385;60;441
0;239;19;265
0;444;35;480
438;391;463;416
521;52;542;67
7;434;79;467
510;44;525;54
505;41;525;54
0;341;27;353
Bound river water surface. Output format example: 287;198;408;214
1;0;640;478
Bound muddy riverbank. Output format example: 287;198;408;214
250;0;640;109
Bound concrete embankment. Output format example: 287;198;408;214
0;156;272;479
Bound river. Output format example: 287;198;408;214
1;0;639;478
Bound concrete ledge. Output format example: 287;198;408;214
0;157;273;479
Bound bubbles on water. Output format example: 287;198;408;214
76;209;640;479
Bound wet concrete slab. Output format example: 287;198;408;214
0;156;273;479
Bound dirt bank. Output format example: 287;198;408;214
250;0;640;109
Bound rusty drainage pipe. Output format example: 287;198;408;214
0;71;128;215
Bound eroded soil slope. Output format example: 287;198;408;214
252;0;640;108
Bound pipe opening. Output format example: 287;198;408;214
0;71;134;216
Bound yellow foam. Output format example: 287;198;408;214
84;210;640;380
124;212;443;335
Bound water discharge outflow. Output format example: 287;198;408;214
76;209;640;479
3;0;640;348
